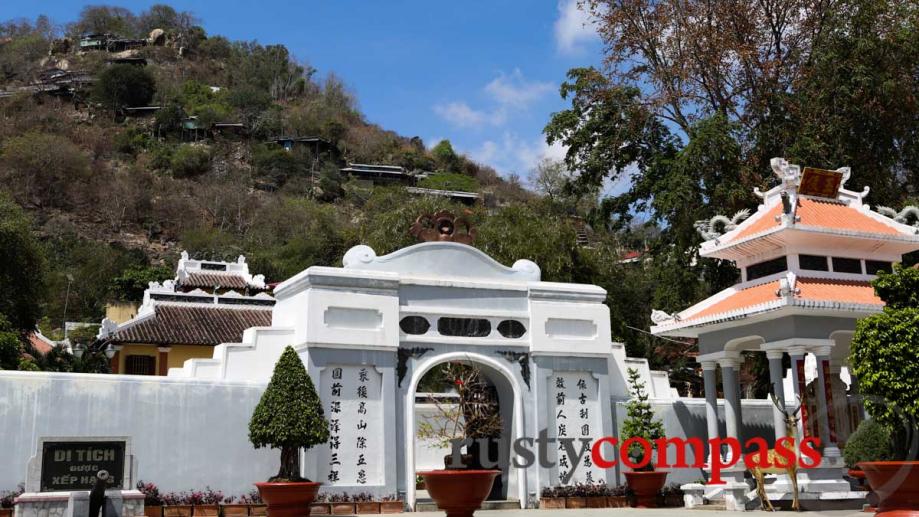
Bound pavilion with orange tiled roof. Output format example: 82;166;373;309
651;157;919;506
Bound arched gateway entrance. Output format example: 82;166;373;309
404;352;527;509
168;238;623;509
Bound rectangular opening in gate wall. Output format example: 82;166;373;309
318;365;384;486
550;372;604;485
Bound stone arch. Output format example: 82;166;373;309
403;351;527;509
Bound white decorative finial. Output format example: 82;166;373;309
237;255;246;264
180;250;189;261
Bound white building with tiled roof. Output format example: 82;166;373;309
98;252;274;375
652;158;919;509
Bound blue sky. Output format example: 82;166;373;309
4;0;606;182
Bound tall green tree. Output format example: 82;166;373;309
92;64;156;112
0;193;46;331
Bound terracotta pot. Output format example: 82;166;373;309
355;502;380;514
307;503;329;515
585;496;607;508
144;506;163;517
564;497;587;508
379;501;403;514
419;470;499;517
254;482;321;517
221;504;250;517
0;508;12;517
849;469;878;512
164;506;194;517
858;461;919;517
624;470;668;508
539;497;564;509
248;505;268;517
607;496;629;508
193;505;219;517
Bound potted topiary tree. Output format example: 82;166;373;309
850;264;919;516
416;362;501;517
843;419;893;511
249;346;330;517
621;368;667;508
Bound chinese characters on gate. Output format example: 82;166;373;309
323;365;382;486
553;372;603;485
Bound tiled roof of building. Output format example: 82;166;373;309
107;305;272;346
178;272;251;290
682;277;881;323
726;198;901;244
25;331;55;355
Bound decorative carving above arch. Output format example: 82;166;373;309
410;210;476;244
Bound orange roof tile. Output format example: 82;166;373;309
796;198;899;235
688;281;780;321
731;203;783;241
725;197;899;244
683;277;881;322
796;277;882;305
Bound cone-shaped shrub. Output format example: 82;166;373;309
249;346;329;481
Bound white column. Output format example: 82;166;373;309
788;346;808;439
830;359;850;442
766;349;787;440
718;356;743;457
701;361;720;464
814;345;841;458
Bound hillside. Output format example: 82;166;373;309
0;6;548;327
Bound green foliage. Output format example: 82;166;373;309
153;103;185;136
850;264;919;458
0;193;46;330
252;145;306;189
110;264;172;302
42;234;148;326
17;357;40;372
621;368;665;470
0;315;21;370
871;264;919;310
249;346;329;481
170;144;211;178
179;80;232;126
431;140;459;172
70;6;137;37
114;128;153;155
0;132;90;209
316;161;344;201
92;64;157;111
0;17;52;83
417;172;479;193
843;419;894;468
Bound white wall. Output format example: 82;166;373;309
0;371;276;496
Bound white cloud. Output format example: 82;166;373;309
468;133;568;176
433;101;505;128
554;0;599;55
484;69;554;108
434;70;552;129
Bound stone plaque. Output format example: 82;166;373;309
550;372;604;485
319;365;384;486
40;441;125;492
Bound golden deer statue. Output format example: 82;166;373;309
748;394;803;511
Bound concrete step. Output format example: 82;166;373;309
415;499;521;512
688;502;727;510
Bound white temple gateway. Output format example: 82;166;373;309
166;228;663;507
653;158;919;508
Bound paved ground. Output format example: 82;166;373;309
410;510;863;517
